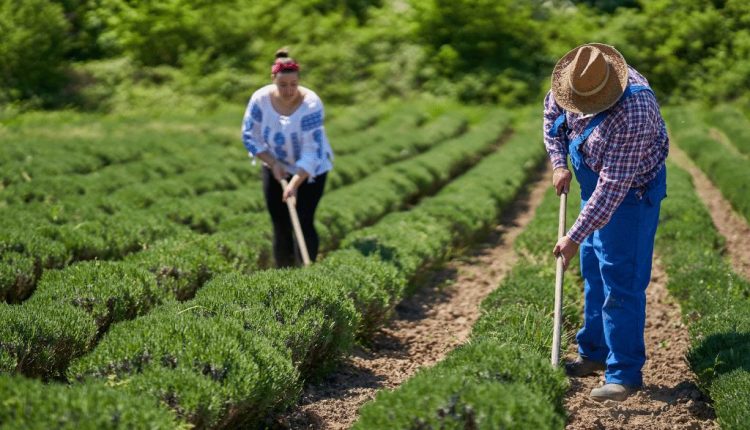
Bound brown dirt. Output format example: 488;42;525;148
564;259;718;430
273;168;551;430
668;144;750;281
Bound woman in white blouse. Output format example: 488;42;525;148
241;48;334;267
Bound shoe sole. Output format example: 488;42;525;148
590;389;634;402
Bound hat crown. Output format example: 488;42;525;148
569;46;610;96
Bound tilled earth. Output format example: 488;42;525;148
564;260;717;430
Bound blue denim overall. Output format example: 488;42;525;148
551;85;667;387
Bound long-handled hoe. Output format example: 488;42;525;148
551;192;567;367
280;179;312;266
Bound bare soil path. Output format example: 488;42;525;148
273;167;551;430
668;145;750;280
564;259;717;429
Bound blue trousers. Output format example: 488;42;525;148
576;186;663;387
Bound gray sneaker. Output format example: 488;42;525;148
590;383;637;402
564;357;606;377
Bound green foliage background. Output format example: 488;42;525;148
1;0;750;111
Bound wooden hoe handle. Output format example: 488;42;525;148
280;179;312;266
552;192;567;367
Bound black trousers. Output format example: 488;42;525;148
262;166;327;268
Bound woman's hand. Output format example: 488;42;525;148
282;181;298;203
553;167;572;196
553;235;579;270
281;172;303;203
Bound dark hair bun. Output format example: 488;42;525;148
275;48;290;59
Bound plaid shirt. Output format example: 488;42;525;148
543;67;669;244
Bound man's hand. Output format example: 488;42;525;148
552;167;572;196
553;235;579;270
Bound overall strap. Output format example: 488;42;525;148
620;84;653;100
570;84;654;152
548;113;567;138
569;110;607;153
548;84;655;146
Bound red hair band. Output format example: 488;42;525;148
272;61;300;75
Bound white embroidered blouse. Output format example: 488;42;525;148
241;84;334;179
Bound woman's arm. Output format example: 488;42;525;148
283;102;326;202
241;98;269;157
242;95;287;182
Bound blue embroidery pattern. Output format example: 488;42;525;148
274;132;285;146
291;133;302;160
263;126;271;144
251;103;263;122
301;111;323;132
273;131;287;159
242;118;259;155
274;146;288;159
313;129;324;158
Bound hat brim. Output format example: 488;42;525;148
551;43;629;115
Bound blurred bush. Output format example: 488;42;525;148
0;0;69;107
2;0;750;110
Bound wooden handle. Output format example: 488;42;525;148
280;179;312;266
552;192;567;367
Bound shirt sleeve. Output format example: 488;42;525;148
567;101;654;243
296;105;326;178
543;92;569;170
241;96;268;157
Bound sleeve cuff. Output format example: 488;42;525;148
295;158;316;177
550;154;568;170
244;141;267;156
251;147;268;157
567;224;587;244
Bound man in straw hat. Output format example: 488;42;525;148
544;43;669;401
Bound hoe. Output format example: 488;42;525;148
280;178;312;266
552;191;567;367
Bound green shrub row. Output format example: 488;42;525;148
318;109;508;248
327;111;468;189
1;122;240;200
328;104;429;157
0;209;186;302
0;99;396;210
0;102;381;193
130;107;465;238
354;175;583;429
0;374;182;429
702;104;750;156
655;161;750;429
325;102;389;141
0;101;447;301
59;114;542;428
342;115;544;286
0;218;278;380
0;108;509;377
123;222;272;300
666;106;750;224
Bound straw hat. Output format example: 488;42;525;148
551;43;629;115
